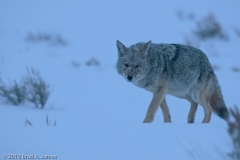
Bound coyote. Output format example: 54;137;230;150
116;40;229;123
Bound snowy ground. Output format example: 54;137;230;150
0;1;240;160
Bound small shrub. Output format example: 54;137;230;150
0;80;26;105
193;13;228;40
86;58;100;66
0;68;53;109
176;10;195;21
231;67;240;73
234;28;240;38
227;106;240;160
71;60;81;68
24;67;53;109
25;32;67;46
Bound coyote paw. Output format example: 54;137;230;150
143;117;153;123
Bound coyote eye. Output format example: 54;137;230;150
135;65;140;68
125;64;129;67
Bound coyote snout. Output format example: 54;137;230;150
127;75;133;81
126;68;136;82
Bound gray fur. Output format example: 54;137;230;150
116;40;229;123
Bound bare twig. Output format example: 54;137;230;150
46;115;50;126
25;119;33;126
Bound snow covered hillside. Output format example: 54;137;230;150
0;1;239;159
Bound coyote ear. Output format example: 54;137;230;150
116;40;128;57
140;40;151;58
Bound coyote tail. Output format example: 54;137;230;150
210;84;229;121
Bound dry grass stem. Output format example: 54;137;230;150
25;119;33;126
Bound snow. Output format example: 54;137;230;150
0;1;240;159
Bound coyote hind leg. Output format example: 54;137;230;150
199;96;212;123
160;98;171;123
198;76;214;123
187;101;198;123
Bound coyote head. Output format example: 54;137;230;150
116;40;151;82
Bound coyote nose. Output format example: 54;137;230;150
127;76;133;81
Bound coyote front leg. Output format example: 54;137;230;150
160;98;171;123
143;85;166;123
